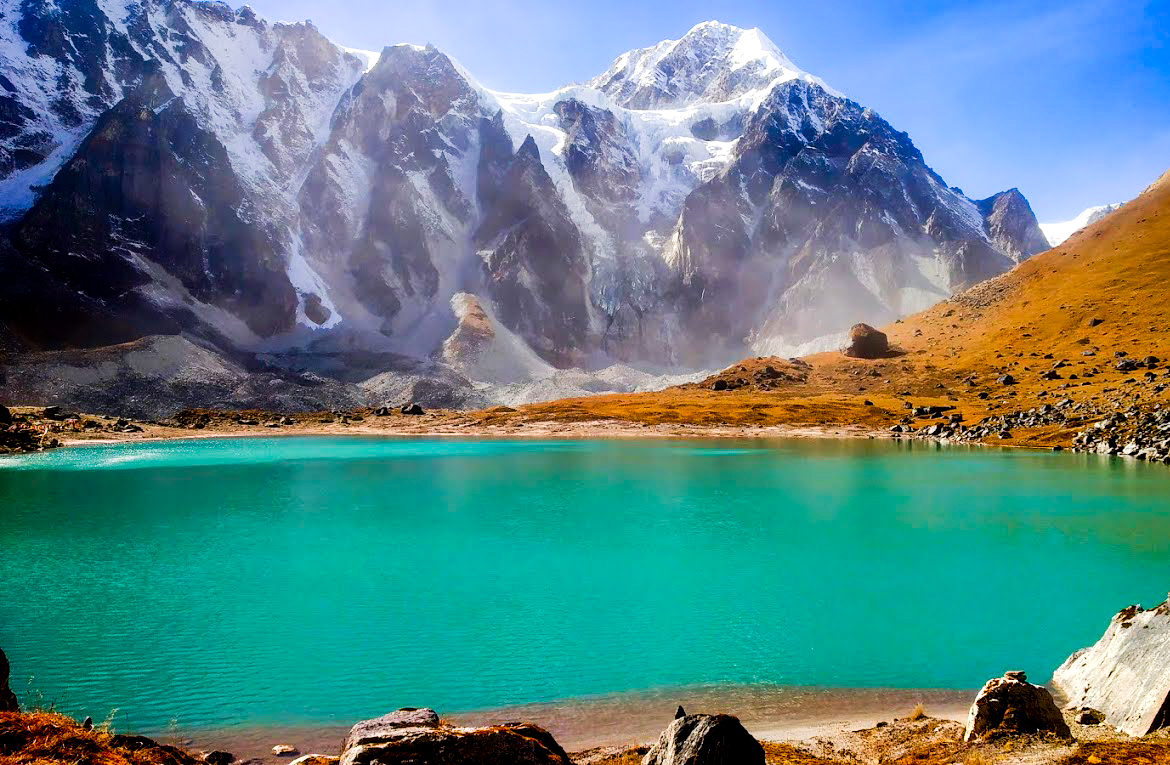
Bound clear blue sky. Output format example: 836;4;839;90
247;0;1169;222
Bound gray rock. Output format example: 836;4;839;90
843;324;889;360
342;708;440;752
1052;601;1170;736
0;647;18;712
963;671;1071;741
642;714;763;765
1075;709;1105;725
340;710;569;765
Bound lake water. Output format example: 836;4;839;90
1;436;1168;739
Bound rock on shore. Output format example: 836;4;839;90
0;647;18;712
643;713;763;765
963;671;1070;741
339;708;570;765
1052;601;1170;736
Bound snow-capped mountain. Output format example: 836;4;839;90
1041;203;1125;247
0;6;1051;410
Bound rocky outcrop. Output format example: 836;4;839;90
1052;601;1170;736
976;189;1049;262
642;713;764;765
844;324;889;359
475;124;590;367
339;708;570;765
0;647;19;712
963;671;1071;742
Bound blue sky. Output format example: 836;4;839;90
247;0;1169;222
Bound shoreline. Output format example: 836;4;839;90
170;685;977;761
50;417;902;449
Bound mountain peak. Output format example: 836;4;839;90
588;21;837;110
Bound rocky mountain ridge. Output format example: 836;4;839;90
0;5;1051;410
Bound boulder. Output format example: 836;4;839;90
1052;601;1170;736
1075;709;1105;725
287;756;338;765
963;671;1071;741
843;323;889;359
0;404;10;425
675;705;686;720
0;647;18;712
271;746;299;757
204;751;234;765
642;713;764;765
339;709;569;765
400;403;425;416
342;708;440;751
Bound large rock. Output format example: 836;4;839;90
0;647;18;712
1052;601;1170;736
843;324;890;359
642;713;763;765
963;671;1071;741
339;709;570;765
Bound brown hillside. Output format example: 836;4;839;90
517;169;1170;448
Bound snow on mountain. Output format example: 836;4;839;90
1041;203;1125;246
340;46;381;72
589;20;840;109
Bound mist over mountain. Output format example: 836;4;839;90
0;2;1052;412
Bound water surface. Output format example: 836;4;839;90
1;436;1167;735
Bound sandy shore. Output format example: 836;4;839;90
175;685;975;762
52;416;895;450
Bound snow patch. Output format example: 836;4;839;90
1040;203;1124;246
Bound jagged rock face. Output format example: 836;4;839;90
475;126;590;366
976;189;1050;261
9;74;297;340
297;44;480;343
0;0;365;348
664;79;1034;354
554;99;641;233
1052;601;1170;737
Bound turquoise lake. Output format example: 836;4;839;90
2;436;1169;734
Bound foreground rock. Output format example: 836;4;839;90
642;713;763;765
0;647;19;712
963;671;1071;741
340;708;570;765
1053;600;1170;736
843;324;889;359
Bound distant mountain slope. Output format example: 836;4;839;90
0;8;1052;413
1040;203;1125;246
